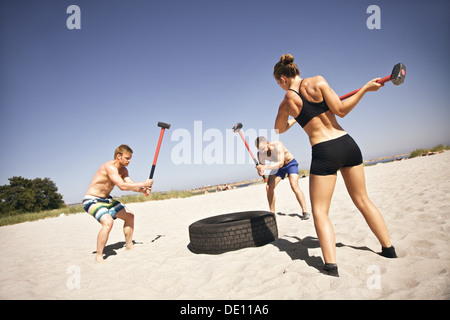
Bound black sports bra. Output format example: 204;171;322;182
289;80;329;128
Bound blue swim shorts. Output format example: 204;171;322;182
82;195;125;222
270;158;299;179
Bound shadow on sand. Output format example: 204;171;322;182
271;235;376;273
92;240;143;259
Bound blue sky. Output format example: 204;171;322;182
1;0;449;204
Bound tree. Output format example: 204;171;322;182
0;176;64;214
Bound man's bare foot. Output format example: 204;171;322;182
125;244;135;251
94;254;105;263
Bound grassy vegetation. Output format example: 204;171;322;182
0;190;193;227
118;190;193;204
409;144;450;158
0;203;85;227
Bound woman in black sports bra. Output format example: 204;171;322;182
273;54;397;276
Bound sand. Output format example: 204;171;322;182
0;151;449;300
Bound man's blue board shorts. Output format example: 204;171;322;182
270;158;299;179
83;195;125;222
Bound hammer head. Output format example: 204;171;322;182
232;122;243;132
391;63;406;86
157;122;171;129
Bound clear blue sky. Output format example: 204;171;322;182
1;0;449;204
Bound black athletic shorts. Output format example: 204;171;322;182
310;134;363;175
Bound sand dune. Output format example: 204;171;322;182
0;152;449;300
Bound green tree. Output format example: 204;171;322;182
0;176;64;214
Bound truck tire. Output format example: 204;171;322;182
188;211;278;254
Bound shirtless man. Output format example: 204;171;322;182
255;137;310;218
83;144;153;263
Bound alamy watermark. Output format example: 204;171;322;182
170;121;279;165
366;264;381;290
366;5;381;30
66;265;81;290
66;5;81;30
67;5;381;31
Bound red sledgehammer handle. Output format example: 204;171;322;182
339;75;391;101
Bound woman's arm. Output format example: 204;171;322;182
274;100;298;133
319;76;383;118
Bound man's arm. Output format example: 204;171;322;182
257;151;266;166
256;152;266;176
257;143;285;171
107;165;152;192
123;175;153;194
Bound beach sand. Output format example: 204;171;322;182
0;152;449;300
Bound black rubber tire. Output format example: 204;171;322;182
188;211;278;254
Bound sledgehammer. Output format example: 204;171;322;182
146;121;171;196
339;63;406;100
232;122;266;181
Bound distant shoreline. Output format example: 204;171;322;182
189;178;264;195
363;153;410;166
